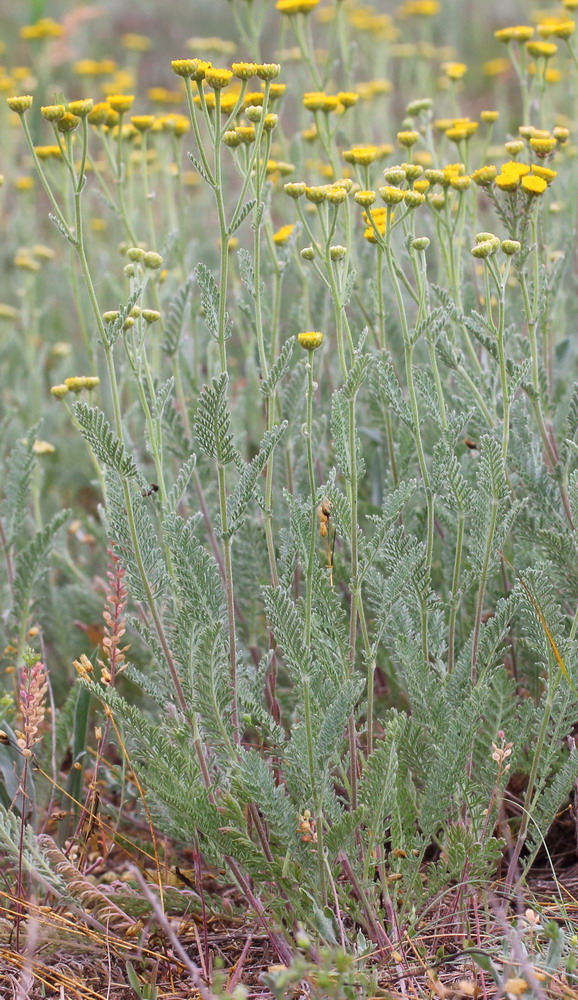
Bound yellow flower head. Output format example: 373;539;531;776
273;224;295;245
256;63;280;81
450;175;471;191
404;189;425;207
86;102;111;126
269;83;287;101
472;165;497;186
522;174;548;195
483;58;510;76
232;62;257;80
41;104;65;122
398;1;439;16
481;110;499;123
73;59;100;75
502;161;530;177
7;95;33;114
64;376;100;393
33;440;55;455
338;91;359;109
553;126;570;143
284;181;307;198
442;62;468;80
35;145;63;160
305;185;328;203
397;129;420;147
205;67;233;90
526;40;557;58
20;18;63;40
276;0;320;13
67;99;94;118
107;94;135;113
531;165;556;182
50;384;69;399
354;190;377;207
131;115;155;132
379;185;405;205
56;112;80;133
121;33;152;51
495;25;534;43
495;173;520;192
539;20;575;40
172;58;211;81
303;91;339;112
297;331;323;350
235;125;256;143
343;145;377;165
530;136;556;155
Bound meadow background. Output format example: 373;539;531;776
1;0;578;997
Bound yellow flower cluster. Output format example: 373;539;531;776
276;0;320;13
20;18;63;40
303;91;359;113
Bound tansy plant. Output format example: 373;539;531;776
1;0;578;994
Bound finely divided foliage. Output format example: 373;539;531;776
2;0;578;992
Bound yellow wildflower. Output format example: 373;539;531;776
526;40;557;58
472;165;497;185
33;440;55;455
397;130;420;147
522;174;548;195
530;136;556;155
495;173;520;191
67;99;94;118
276;0;320;13
495;26;534;43
343;145;377;165
6;95;33;114
442;62;467;80
531;165;556;182
297;331;323;350
273;224;295;244
121;33;152;51
205;67;233;90
501;161;531;177
483;59;510;76
107;94;135;113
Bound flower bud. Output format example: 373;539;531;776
501;239;521;255
383;167;406;186
404;190;425;208
127;246;146;261
397;130;420;147
223;130;242;147
297;331;323;350
256;63;281;81
143;251;163;269
300;247;316;260
354;190;376;207
411;237;430;251
330;245;347;260
142;309;161;323
41;104;65;122
67;99;94;118
284;181;306;198
50;384;69;399
379;185;404;204
471;240;497;258
7;95;33;114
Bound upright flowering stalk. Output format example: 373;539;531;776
14;650;48;948
297;329;327;903
18;655;48;760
